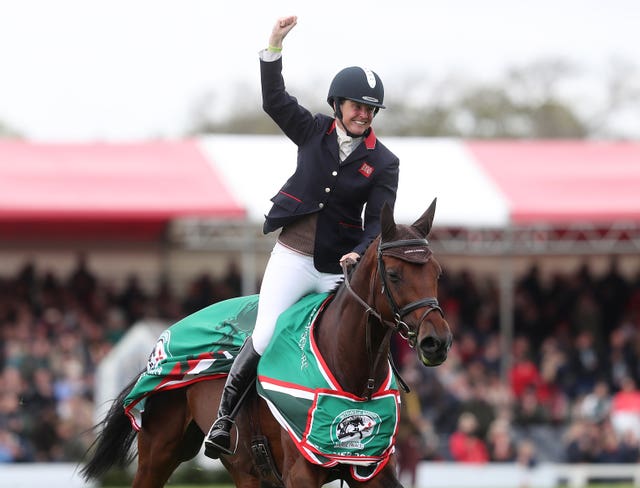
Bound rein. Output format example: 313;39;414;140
340;237;444;399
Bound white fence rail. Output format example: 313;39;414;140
0;463;95;488
555;463;640;488
412;462;640;488
2;461;640;487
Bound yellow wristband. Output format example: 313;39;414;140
268;45;283;53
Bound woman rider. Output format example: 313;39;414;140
204;15;399;459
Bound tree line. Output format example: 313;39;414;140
188;58;640;140
1;58;638;140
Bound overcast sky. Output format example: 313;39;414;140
1;0;638;141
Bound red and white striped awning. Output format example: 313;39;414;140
2;137;640;243
200;136;640;229
0;140;245;240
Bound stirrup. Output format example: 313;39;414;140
204;416;237;458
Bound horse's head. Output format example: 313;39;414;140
375;198;453;367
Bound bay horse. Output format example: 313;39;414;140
80;199;452;487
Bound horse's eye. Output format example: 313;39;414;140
387;270;401;283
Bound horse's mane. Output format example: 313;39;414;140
328;281;343;295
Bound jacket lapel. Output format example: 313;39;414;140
340;142;368;166
340;127;377;166
324;123;341;165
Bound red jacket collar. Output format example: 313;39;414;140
364;127;377;149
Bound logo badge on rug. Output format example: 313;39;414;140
359;162;374;178
331;409;381;450
147;330;170;375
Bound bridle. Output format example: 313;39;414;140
341;237;444;347
340;237;445;398
377;238;444;345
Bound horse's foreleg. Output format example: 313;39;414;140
133;389;191;488
281;456;329;488
280;437;329;488
350;457;404;488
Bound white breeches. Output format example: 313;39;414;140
251;242;343;355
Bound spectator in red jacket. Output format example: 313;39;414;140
611;376;640;439
449;412;489;463
509;337;542;398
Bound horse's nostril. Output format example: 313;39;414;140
420;337;441;353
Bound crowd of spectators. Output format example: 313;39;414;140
2;253;640;472
394;256;640;476
0;255;242;462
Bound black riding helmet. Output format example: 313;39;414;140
327;67;385;137
327;66;386;109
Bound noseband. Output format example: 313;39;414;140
341;237;445;399
342;238;444;348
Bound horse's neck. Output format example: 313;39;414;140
316;263;390;396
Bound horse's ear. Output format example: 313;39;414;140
380;201;396;241
411;198;437;237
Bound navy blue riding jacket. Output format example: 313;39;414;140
261;57;399;274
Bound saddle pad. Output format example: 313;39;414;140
257;292;400;473
124;294;259;429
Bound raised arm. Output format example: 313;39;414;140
268;15;298;50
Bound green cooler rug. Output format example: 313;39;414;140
124;294;259;429
256;293;401;481
123;292;400;481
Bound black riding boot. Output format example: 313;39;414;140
204;337;261;459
